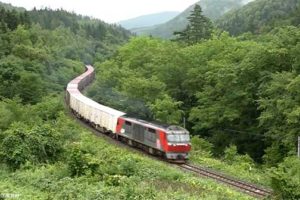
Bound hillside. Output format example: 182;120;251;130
0;0;132;115
0;2;265;199
118;11;180;30
216;0;300;35
1;1;300;199
135;0;252;39
0;1;25;11
0;3;262;200
28;8;130;50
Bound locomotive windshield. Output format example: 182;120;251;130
166;126;190;143
167;134;190;143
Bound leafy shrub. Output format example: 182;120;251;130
224;145;238;164
191;136;213;156
67;144;100;177
103;174;126;186
0;123;63;170
223;145;255;172
118;156;138;177
269;156;300;199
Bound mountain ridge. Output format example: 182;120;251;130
134;0;255;39
118;11;180;30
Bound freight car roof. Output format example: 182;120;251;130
68;65;94;84
74;94;126;117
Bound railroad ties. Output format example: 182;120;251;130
178;163;272;198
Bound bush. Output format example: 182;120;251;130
118;156;138;177
223;145;255;171
191;136;213;156
67;144;100;177
0;123;63;170
224;145;238;164
269;156;300;199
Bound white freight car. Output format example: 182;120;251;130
67;65;125;133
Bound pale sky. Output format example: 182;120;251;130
1;0;199;23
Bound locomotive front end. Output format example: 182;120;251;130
165;126;191;162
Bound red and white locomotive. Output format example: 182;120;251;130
66;65;191;162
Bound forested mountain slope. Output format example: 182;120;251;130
0;1;25;11
0;5;130;103
119;11;180;30
216;0;300;35
29;9;130;46
134;0;251;38
0;3;260;199
88;27;300;198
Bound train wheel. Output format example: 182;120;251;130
149;148;154;155
127;139;133;146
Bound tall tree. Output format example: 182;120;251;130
174;4;213;44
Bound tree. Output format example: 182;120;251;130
174;4;213;44
149;95;183;124
17;72;44;104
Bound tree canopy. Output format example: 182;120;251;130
174;4;213;44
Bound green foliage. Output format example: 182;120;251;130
135;0;245;39
223;145;255;172
1;1;299;198
224;145;239;164
174;4;213;44
217;0;300;35
118;157;138;177
191;136;213;155
0;123;63;170
17;72;45;104
269;156;300;199
28;8;130;43
0;6;130;104
0;115;257;199
67;144;100;177
149;95;183;124
258;71;300;166
0;6;30;31
0;98;24;130
88;27;300;164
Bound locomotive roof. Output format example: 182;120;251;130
122;116;187;133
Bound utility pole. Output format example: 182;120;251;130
298;136;300;158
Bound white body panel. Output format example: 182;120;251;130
67;65;125;133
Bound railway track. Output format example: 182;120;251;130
178;163;272;198
66;100;273;199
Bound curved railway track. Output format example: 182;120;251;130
68;104;273;199
178;164;272;198
65;64;273;199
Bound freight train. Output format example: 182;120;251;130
66;65;191;162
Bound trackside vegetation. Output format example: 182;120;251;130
0;97;255;199
1;1;300;199
0;3;258;199
87;3;300;197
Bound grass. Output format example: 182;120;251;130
189;142;271;187
0;115;257;200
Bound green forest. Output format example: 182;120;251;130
0;0;300;199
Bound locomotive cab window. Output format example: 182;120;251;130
146;128;156;142
125;121;132;126
148;128;156;133
167;134;190;143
